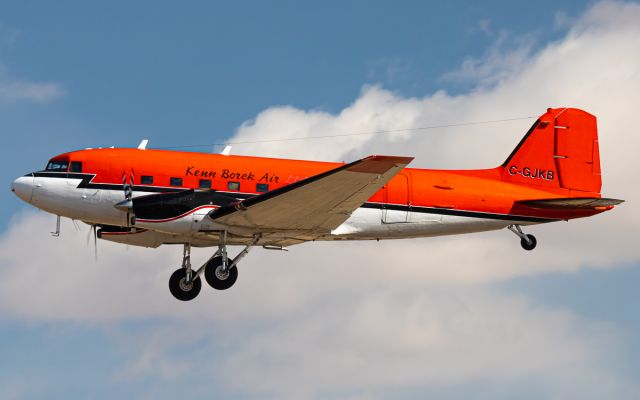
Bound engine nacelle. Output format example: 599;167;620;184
127;189;240;235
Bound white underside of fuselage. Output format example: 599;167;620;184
16;176;541;248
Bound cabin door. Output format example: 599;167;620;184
382;174;409;223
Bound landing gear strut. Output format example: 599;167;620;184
167;233;261;300
204;233;260;290
508;224;537;251
168;244;202;301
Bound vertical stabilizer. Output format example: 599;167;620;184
501;108;601;193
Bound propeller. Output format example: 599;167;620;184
86;224;98;261
114;170;136;226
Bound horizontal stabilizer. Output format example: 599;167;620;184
515;197;624;210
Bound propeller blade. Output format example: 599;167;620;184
93;225;98;262
121;171;128;199
117;170;136;227
85;223;93;246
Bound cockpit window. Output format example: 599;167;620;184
45;160;69;172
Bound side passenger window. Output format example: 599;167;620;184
69;161;82;173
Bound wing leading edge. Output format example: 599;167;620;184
208;155;414;239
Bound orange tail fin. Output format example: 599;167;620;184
501;108;601;194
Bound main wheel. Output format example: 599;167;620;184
520;234;537;251
204;256;238;290
169;268;202;301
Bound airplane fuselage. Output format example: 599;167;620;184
11;147;603;248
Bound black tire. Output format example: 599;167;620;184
204;256;238;290
520;234;537;251
169;268;202;301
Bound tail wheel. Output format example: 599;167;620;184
520;234;537;251
205;256;238;290
169;268;202;301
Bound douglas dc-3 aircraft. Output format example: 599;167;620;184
11;108;623;301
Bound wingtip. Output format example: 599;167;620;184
365;155;414;164
348;155;414;174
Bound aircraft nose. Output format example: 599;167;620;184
11;175;34;204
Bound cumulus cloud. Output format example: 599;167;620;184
442;30;537;88
225;0;640;277
2;1;640;398
3;215;634;399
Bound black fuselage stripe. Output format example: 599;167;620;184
29;172;555;223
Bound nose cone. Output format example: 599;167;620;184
11;176;34;204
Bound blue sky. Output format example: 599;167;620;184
2;1;640;399
3;0;587;223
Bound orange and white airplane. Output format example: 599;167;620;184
11;107;623;300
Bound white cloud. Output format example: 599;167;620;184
0;26;66;104
0;80;65;103
2;1;640;399
219;290;628;399
476;18;492;35
224;0;640;278
442;29;537;88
